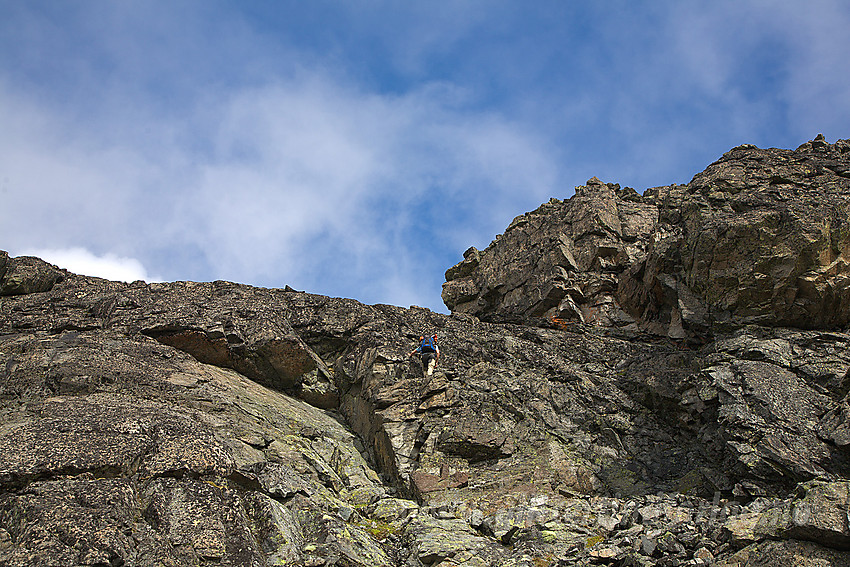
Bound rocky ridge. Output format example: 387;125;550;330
1;135;850;566
444;134;850;335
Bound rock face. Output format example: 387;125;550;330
2;136;850;566
443;135;850;336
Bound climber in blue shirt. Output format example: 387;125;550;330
409;334;440;376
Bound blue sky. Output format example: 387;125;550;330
2;1;849;312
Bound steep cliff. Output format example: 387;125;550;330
2;136;850;566
444;134;850;335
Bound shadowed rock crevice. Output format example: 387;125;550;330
142;325;330;401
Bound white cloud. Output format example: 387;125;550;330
182;76;559;301
0;65;559;308
15;247;159;283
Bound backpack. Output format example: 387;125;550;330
420;336;436;353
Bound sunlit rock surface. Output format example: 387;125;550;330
2;136;850;565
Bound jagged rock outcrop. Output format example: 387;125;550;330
443;135;850;337
2;136;850;566
0;251;64;296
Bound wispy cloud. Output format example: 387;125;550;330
665;1;850;143
181;75;560;305
1;64;559;309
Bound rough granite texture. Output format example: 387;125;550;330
2;136;850;566
444;135;850;336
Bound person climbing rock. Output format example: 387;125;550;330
410;334;440;376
